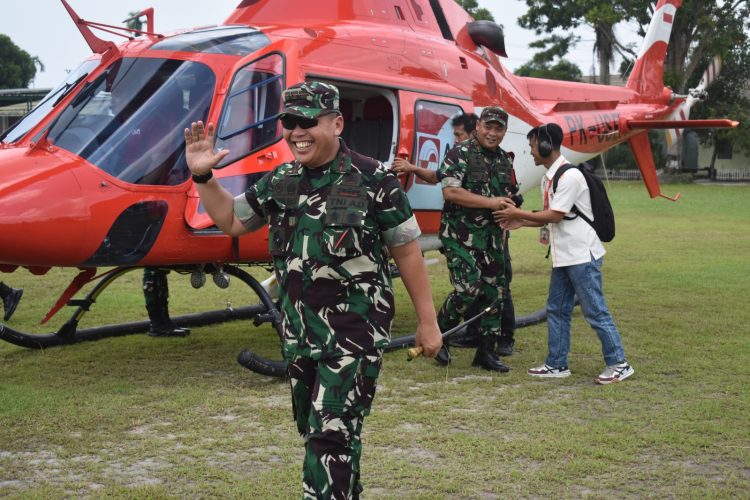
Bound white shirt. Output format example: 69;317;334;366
541;156;605;267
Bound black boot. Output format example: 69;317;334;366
496;336;515;357
146;304;190;337
1;286;23;321
472;336;510;372
435;345;451;366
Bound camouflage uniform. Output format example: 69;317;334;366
142;267;169;309
232;82;420;500
142;267;189;337
437;135;517;339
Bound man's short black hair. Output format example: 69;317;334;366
451;112;478;133
527;123;564;150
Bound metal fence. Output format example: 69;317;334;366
601;169;643;180
599;168;750;182
714;168;750;182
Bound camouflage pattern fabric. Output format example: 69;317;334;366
437;138;517;337
479;106;508;126
438;240;505;337
142;267;169;308
236;139;419;361
438;137;516;251
281;81;340;119
289;349;383;500
233;139;416;498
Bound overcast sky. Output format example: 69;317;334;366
1;0;643;89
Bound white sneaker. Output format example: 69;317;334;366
527;364;571;378
596;362;634;385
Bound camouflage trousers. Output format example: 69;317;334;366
142;267;169;308
288;349;383;500
438;241;505;337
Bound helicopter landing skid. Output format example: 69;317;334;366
0;264;289;378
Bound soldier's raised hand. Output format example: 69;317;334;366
185;121;230;175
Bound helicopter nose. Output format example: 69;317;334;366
0;148;90;267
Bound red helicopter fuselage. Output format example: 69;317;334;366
0;0;728;274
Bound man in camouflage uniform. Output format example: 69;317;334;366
184;81;442;499
392;109;522;359
436;106;518;372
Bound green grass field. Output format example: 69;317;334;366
1;182;748;498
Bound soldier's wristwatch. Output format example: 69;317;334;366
192;170;213;184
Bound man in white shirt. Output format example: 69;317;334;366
494;123;634;385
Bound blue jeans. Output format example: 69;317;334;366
545;255;625;368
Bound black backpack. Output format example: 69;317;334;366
552;163;615;242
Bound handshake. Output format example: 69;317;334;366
491;196;525;230
390;157;526;230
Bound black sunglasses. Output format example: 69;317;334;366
280;111;339;130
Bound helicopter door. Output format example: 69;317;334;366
185;40;303;231
398;93;466;210
335;83;397;163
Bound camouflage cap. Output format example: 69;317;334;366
479;106;508;126
280;81;340;119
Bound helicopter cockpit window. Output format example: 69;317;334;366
0;60;99;145
214;53;283;167
47;57;215;186
150;26;270;56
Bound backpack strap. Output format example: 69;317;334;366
551;164;573;192
552;163;597;226
551;164;578;221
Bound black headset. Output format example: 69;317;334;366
537;124;553;158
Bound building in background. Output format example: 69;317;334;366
0;89;50;133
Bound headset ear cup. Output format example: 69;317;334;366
538;139;552;157
537;125;553;157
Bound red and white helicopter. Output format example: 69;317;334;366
0;0;735;376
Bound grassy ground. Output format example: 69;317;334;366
1;182;748;498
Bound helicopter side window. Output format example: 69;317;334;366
48;58;215;186
215;53;283;168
